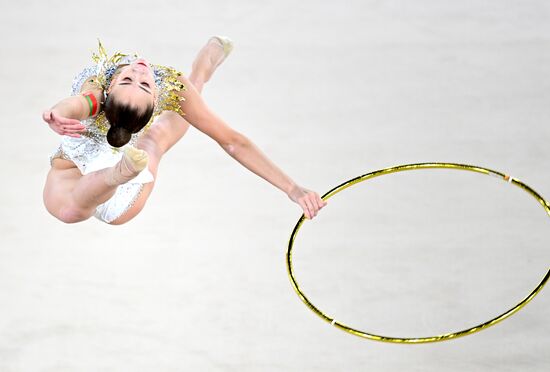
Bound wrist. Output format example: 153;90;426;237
50;104;69;119
51;96;85;120
286;181;299;196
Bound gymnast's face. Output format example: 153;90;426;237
107;58;157;109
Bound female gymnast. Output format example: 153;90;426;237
42;37;327;225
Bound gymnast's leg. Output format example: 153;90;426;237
43;147;149;223
109;38;231;224
189;36;232;93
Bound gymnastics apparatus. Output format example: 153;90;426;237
287;163;549;343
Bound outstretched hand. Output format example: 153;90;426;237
42;110;86;138
288;184;328;219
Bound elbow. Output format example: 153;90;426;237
220;131;248;156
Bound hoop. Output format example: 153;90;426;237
286;162;550;344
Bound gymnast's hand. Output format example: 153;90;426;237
288;184;328;219
42;110;86;138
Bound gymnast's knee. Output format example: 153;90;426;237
54;205;91;224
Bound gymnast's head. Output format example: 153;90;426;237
104;58;156;147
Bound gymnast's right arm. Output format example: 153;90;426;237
42;80;103;137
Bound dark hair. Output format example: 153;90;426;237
103;94;154;147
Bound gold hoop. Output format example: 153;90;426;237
286;162;550;344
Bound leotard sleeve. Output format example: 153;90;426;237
71;65;97;96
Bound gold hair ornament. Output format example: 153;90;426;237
286;162;550;343
88;40;187;137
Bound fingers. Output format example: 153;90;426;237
290;186;328;220
303;198;315;219
46;112;85;137
300;192;327;220
42;110;53;123
315;193;327;209
296;198;308;219
62;124;86;134
52;112;83;126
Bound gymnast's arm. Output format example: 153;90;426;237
42;78;103;137
176;75;327;219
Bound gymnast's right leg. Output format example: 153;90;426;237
43;148;148;223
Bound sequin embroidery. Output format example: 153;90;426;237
51;41;187;223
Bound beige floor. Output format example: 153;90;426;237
0;0;549;371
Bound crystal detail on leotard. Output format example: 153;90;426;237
72;40;187;140
57;40;188;169
51;41;188;223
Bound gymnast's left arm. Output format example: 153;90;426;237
177;75;327;219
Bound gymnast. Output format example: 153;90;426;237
42;37;327;224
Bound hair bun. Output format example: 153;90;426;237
106;126;132;147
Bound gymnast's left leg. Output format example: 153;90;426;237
109;37;231;225
189;36;233;93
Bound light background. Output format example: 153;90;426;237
0;0;549;371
